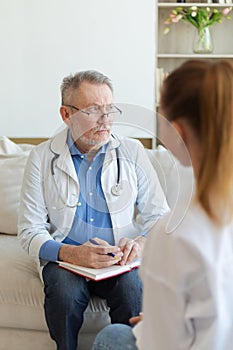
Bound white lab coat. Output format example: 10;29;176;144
134;196;233;350
18;128;169;268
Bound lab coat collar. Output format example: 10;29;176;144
49;128;77;182
50;127;68;155
49;127;121;181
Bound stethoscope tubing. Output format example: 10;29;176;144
50;139;122;208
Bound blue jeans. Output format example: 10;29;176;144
42;262;142;350
92;324;138;350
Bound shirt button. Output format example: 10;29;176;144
77;202;82;206
80;155;84;159
89;192;93;196
89;166;92;170
90;218;94;222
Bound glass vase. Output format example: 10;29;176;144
193;27;213;54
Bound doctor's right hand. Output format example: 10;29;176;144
58;239;122;269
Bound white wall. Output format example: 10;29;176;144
0;0;155;137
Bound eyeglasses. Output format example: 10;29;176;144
64;104;122;119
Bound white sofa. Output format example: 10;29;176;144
0;136;194;350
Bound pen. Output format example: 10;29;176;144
89;238;116;258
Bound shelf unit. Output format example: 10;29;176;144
155;1;233;103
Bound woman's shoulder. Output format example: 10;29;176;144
149;201;222;250
144;201;233;282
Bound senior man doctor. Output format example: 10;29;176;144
18;70;169;350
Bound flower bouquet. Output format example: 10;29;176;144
164;6;232;53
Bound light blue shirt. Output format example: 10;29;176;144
39;131;114;262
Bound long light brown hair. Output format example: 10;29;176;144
160;60;233;225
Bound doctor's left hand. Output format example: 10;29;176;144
118;236;146;266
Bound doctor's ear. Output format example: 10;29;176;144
60;106;71;125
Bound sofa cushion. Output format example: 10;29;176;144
0;234;45;330
0;234;110;332
0;136;33;234
146;146;195;233
146;146;194;209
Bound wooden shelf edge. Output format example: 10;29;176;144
158;2;232;7
157;54;233;58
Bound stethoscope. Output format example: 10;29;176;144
109;134;123;196
50;139;123;209
110;147;122;196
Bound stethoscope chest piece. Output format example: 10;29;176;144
111;184;123;196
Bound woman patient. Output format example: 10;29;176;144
91;59;233;350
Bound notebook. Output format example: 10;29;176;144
58;260;140;281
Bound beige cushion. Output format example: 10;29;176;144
0;137;33;234
0;234;110;333
146;146;194;208
146;146;195;233
0;234;45;329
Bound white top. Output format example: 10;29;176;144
134;196;233;350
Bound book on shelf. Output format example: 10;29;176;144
58;259;140;281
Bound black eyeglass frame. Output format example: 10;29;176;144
64;104;122;117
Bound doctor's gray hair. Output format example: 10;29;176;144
60;70;113;105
